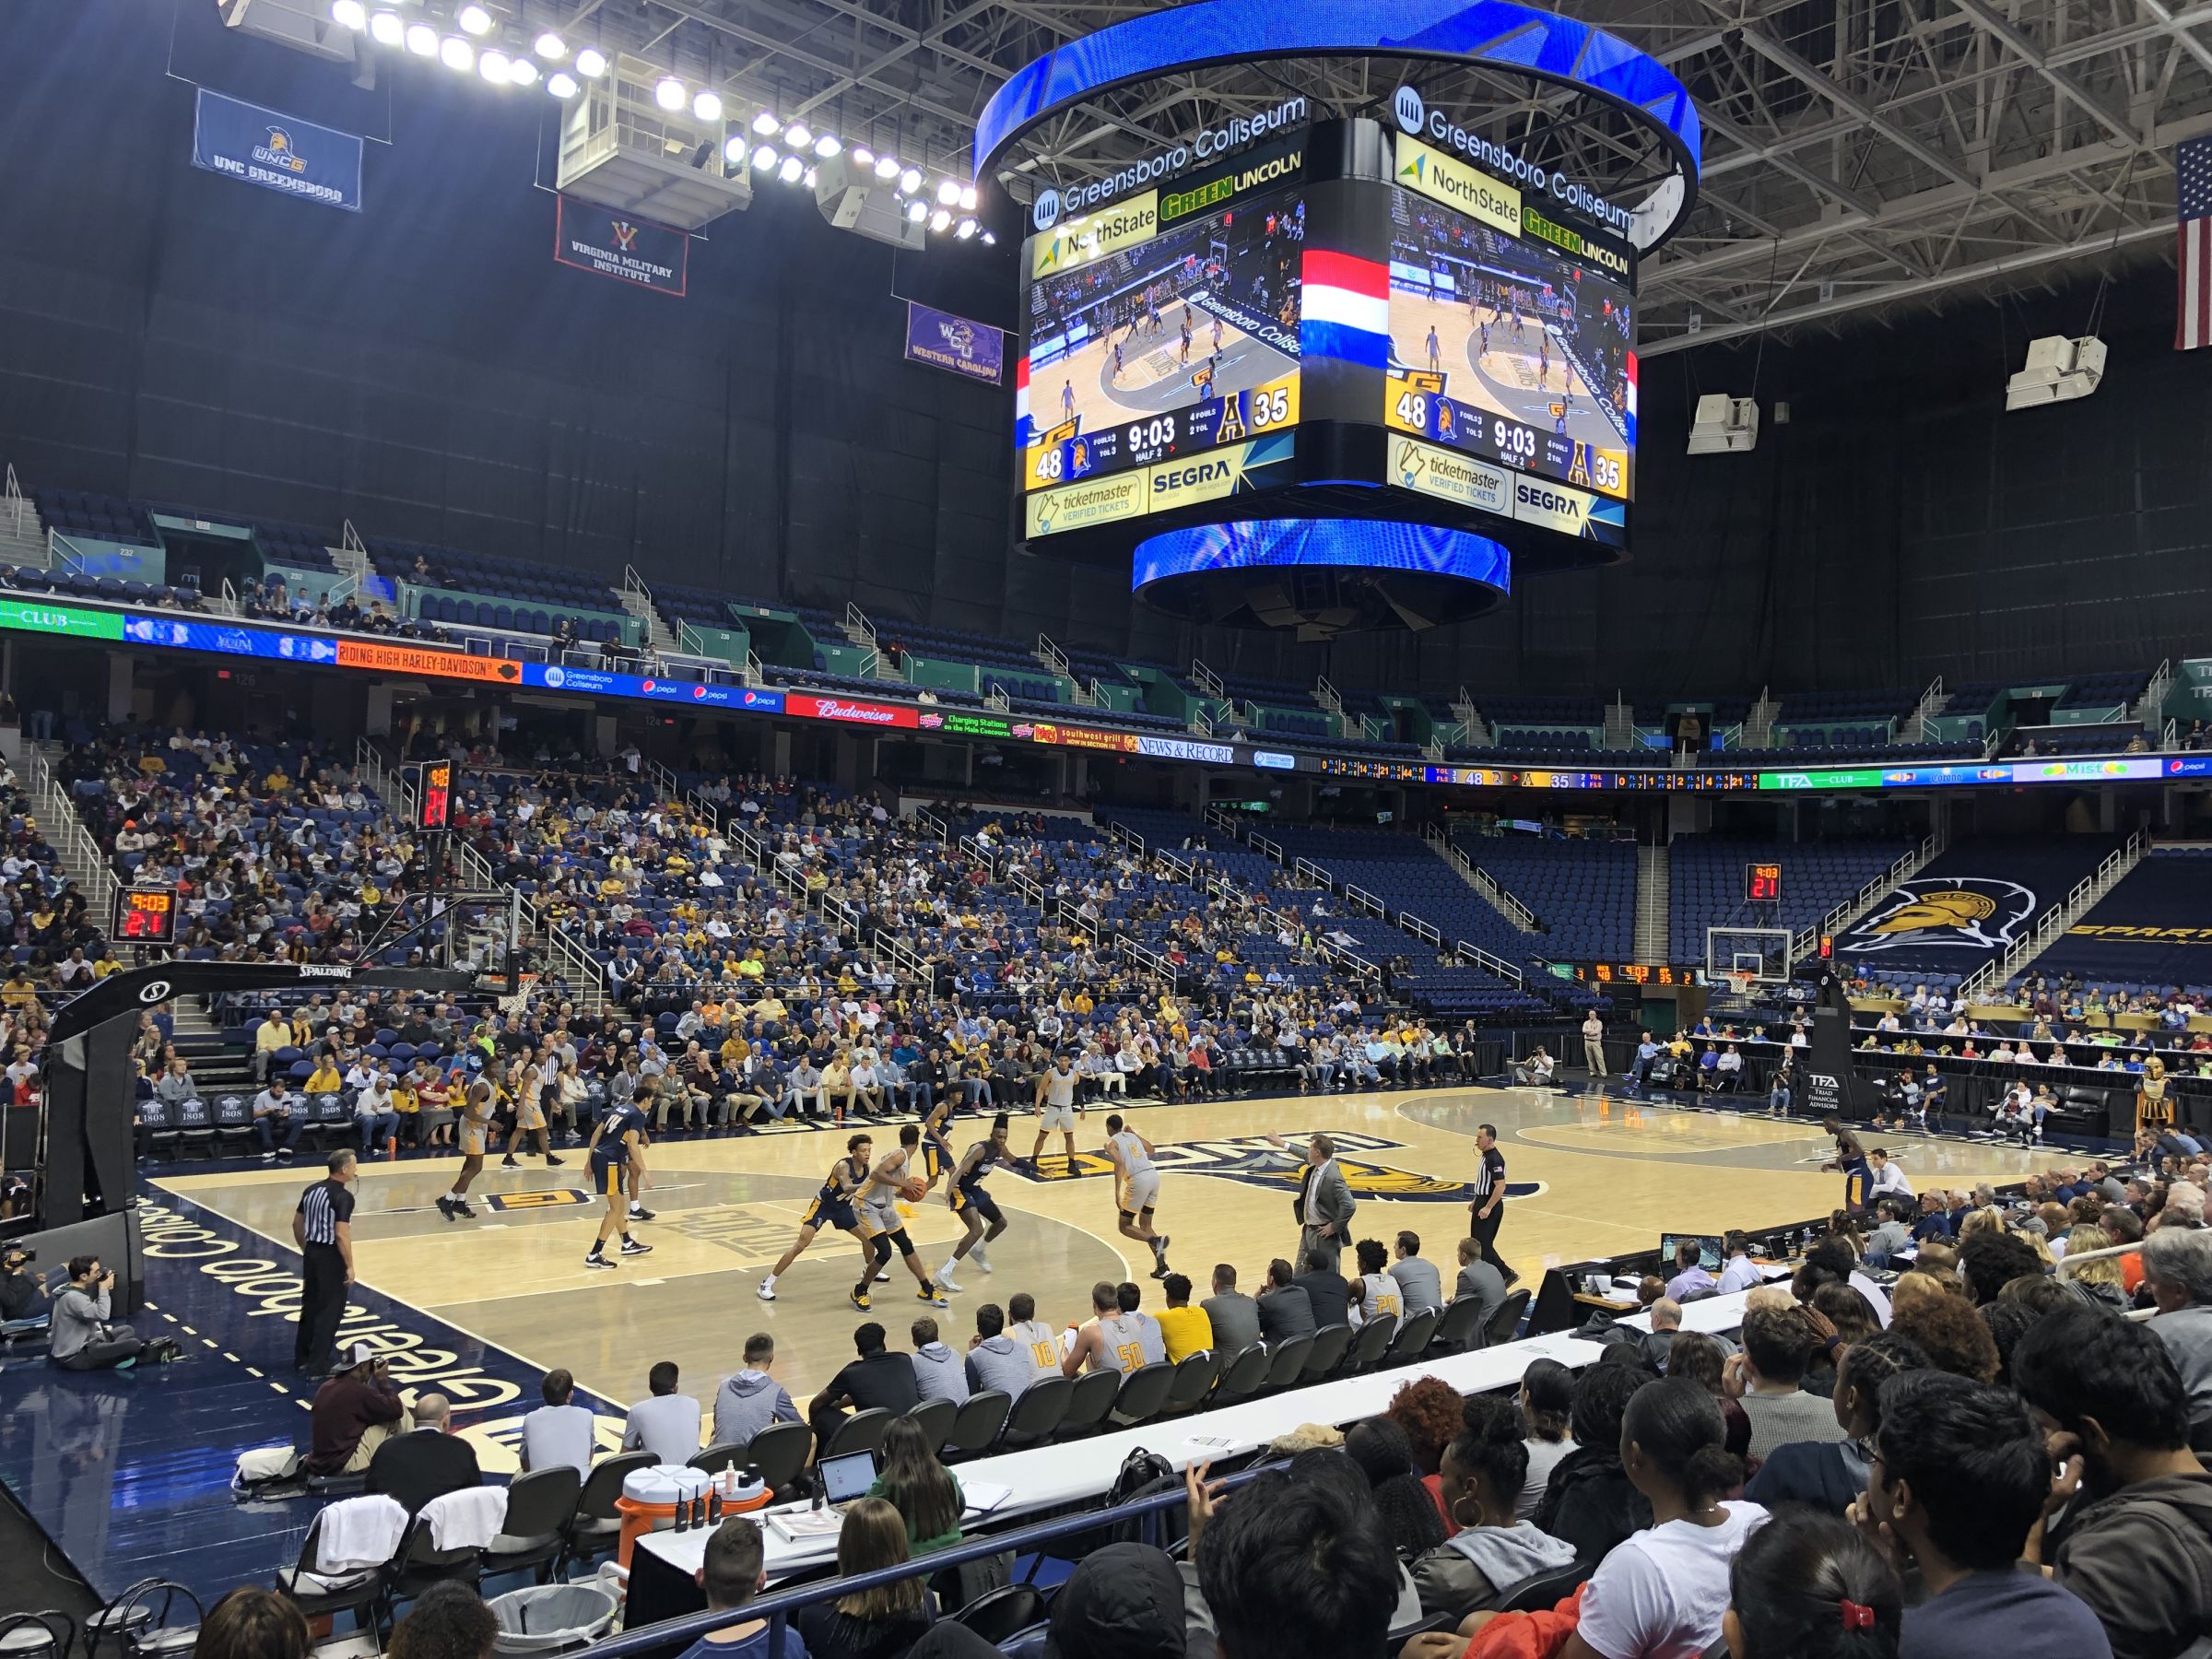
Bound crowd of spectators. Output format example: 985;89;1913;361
244;1132;2212;1659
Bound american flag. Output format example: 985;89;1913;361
2181;134;2212;350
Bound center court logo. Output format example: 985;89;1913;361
1021;1130;1543;1205
1394;86;1426;135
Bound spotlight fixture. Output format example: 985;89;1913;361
692;90;723;121
455;5;490;36
930;207;951;231
405;20;438;54
478;47;510;81
784;124;813;151
778;154;805;183
851;146;873;167
955;218;977;239
1686;394;1759;454
534;30;566;60
440;35;475;70
2006;335;2106;409
898;167;923;194
905;200;927;222
573;46;607;76
804;167;817;188
331;0;367;29
368;9;404;43
982;231;995;245
724;135;747;165
547;70;579;97
814;135;840;159
508;55;537;85
958;184;978;211
653;76;686;112
873;155;900;181
751;144;779;170
935;179;959;206
752;110;779;135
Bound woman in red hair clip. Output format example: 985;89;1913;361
1722;1509;1902;1659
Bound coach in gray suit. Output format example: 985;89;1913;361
1296;1134;1356;1273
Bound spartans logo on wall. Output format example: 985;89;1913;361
1834;877;2038;954
1020;1130;1544;1205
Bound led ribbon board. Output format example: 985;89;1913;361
976;0;1703;252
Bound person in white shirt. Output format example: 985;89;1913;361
1867;1148;1914;1202
1581;1011;1606;1078
1715;1232;1763;1295
1572;1378;1768;1659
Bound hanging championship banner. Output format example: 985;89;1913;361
191;88;362;213
904;301;1006;385
553;195;689;297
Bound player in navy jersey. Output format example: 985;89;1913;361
917;1096;959;1198
757;1134;875;1301
582;1100;653;1269
936;1114;1012;1290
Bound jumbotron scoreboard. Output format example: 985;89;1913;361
1012;107;1641;627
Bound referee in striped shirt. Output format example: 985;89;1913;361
293;1149;359;1375
1468;1124;1517;1287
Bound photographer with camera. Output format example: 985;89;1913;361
0;1244;41;1323
52;1254;176;1370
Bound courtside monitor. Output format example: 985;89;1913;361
1659;1232;1724;1272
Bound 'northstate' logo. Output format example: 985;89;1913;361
1021;1130;1544;1205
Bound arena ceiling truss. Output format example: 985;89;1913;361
524;0;2212;347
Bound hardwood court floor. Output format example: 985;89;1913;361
150;1084;2042;1463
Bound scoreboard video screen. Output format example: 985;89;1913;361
1382;181;1635;549
1019;175;1305;540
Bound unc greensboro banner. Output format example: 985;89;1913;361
553;194;689;297
190;88;362;213
904;301;1006;385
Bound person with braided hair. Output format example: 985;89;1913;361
1409;1392;1579;1621
1722;1507;1903;1659
1747;1329;1931;1513
1555;1377;1766;1659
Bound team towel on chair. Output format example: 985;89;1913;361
421;1486;508;1551
315;1495;409;1574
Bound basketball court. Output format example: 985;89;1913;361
1390;291;1629;455
146;1080;2042;1471
1043;296;1296;434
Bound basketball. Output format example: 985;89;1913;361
900;1177;929;1203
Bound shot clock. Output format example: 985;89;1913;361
112;887;179;945
415;760;452;830
1743;862;1783;903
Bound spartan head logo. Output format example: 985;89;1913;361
1838;877;2037;953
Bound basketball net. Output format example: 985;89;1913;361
1724;971;1756;999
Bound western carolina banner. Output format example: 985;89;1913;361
190;88;362;213
553;195;688;297
904;301;1006;385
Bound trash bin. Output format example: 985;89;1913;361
486;1583;620;1656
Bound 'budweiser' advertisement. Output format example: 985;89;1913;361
786;693;919;729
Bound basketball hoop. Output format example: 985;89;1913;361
1724;971;1757;999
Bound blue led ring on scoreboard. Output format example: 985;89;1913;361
976;0;1703;251
1133;517;1512;594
